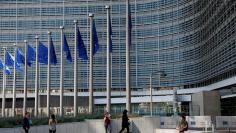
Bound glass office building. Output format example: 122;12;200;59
0;0;236;114
0;0;236;91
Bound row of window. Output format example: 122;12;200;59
0;0;191;15
0;0;236;89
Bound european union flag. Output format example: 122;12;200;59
93;21;99;55
5;66;11;75
27;44;36;66
16;48;25;65
109;15;112;53
0;58;11;75
0;58;4;69
6;51;15;66
38;41;48;64
5;51;22;72
63;34;72;62
50;37;57;65
77;28;88;60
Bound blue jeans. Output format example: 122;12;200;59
105;124;111;133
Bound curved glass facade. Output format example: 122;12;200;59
0;0;236;91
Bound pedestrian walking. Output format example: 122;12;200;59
104;111;111;133
176;115;188;133
22;112;30;133
119;109;130;133
49;114;57;133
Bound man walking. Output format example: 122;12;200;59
22;112;30;133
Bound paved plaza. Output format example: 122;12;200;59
0;116;235;133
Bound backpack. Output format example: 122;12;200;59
29;119;32;125
183;121;188;131
105;116;110;125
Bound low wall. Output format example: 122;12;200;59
159;116;212;129
216;116;236;129
160;117;177;129
188;116;212;129
131;117;160;133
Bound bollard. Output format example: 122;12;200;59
205;121;211;132
205;121;208;132
211;123;215;133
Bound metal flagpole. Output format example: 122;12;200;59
59;26;64;117
12;43;17;117
23;40;28;116
105;5;111;113
13;0;18;118
73;20;78;117
88;13;94;114
126;0;131;112
173;87;178;116
46;31;51;117
150;74;153;116
35;35;39;117
2;47;6;117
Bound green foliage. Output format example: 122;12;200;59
0;116;22;128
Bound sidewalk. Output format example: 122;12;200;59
155;129;236;133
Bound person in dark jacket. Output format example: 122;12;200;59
22;112;30;133
119;109;130;133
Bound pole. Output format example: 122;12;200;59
12;43;17;117
159;73;161;89
105;5;111;113
2;47;6;117
88;13;94;114
173;87;178;116
74;20;78;117
46;31;51;117
158;73;161;116
13;0;18;117
150;74;153;116
59;26;64;117
23;40;28;116
126;0;131;112
34;35;39;117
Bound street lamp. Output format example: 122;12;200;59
150;71;166;116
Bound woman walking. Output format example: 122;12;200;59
104;111;111;133
176;115;188;133
49;114;57;133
